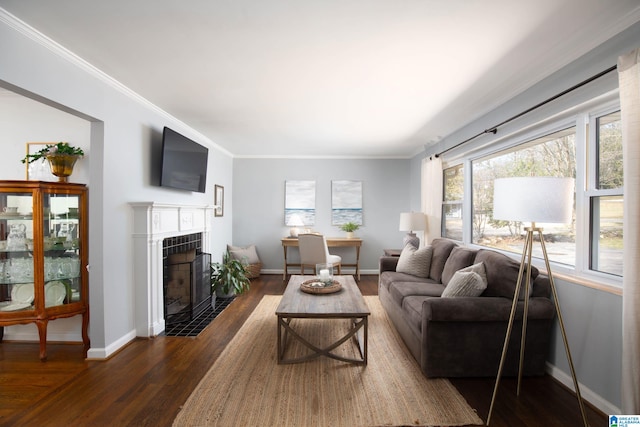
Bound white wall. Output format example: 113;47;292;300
0;89;91;340
0;14;233;357
232;158;412;273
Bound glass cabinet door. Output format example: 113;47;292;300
0;192;35;312
44;193;81;307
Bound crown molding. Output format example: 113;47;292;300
0;7;233;158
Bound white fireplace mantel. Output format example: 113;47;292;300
130;202;214;337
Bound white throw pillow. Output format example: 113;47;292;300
396;245;433;278
441;262;487;298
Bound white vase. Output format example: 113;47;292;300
346;232;354;239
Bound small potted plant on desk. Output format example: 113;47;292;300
339;222;360;239
210;251;251;308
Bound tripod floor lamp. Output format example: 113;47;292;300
487;177;589;427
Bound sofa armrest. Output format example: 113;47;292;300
379;256;400;273
422;296;555;323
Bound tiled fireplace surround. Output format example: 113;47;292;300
131;203;213;337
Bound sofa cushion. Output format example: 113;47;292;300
389;280;443;306
441;246;478;286
428;238;458;283
441;262;487;298
379;271;430;292
475;249;538;299
396;245;433;278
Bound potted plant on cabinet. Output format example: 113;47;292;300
210;251;251;307
21;142;85;182
339;222;360;239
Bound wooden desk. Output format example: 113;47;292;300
281;237;362;281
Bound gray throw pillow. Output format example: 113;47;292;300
227;244;260;264
396;245;433;278
441;262;487;298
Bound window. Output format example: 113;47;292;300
438;101;624;283
589;111;623;276
442;165;463;240
471;128;576;265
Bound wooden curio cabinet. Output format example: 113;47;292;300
0;180;89;360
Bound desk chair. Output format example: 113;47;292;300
298;233;342;275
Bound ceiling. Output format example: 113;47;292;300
1;1;639;158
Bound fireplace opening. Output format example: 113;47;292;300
163;233;211;326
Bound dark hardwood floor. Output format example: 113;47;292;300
0;274;606;427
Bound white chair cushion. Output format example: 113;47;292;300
327;254;342;266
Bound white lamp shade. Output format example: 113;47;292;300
493;177;574;224
286;213;305;227
399;212;427;231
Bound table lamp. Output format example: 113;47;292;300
488;177;588;426
399;212;427;248
286;214;305;237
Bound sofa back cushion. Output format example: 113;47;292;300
474;249;539;299
441;246;478;286
428;238;458;283
396;244;433;278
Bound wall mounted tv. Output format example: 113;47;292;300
160;127;209;193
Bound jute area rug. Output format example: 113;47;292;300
173;295;483;427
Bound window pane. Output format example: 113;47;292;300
443;204;463;241
443;165;463;201
472;128;576;265
597;111;623;190
442;165;463;240
590;196;623;276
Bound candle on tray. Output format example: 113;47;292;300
319;269;330;281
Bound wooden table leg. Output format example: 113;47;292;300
355;246;361;281
282;246;288;282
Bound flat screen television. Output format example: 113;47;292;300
160;127;208;193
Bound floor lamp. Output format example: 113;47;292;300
487;177;589;427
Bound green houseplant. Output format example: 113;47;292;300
339;222;360;238
211;251;251;302
21;142;85;182
21;142;85;164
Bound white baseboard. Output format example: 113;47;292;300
86;329;137;360
546;362;620;415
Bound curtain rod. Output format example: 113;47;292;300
432;64;618;159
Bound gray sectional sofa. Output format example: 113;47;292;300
379;238;556;378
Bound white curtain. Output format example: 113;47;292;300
618;48;640;415
421;156;443;244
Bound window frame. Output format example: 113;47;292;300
441;163;464;240
585;106;623;278
439;95;622;290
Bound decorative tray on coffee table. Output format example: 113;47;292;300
300;279;342;294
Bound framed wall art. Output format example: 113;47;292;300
332;180;363;225
214;185;224;217
284;180;316;225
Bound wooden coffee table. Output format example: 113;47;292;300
276;275;370;365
